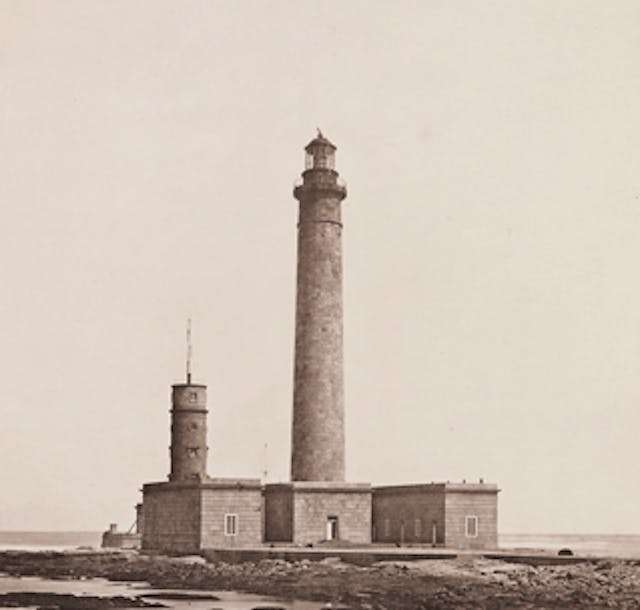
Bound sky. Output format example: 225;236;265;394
1;0;640;534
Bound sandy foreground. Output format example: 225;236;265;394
1;550;640;609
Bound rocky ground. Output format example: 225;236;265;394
1;550;640;609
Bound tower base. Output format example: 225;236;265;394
264;481;372;545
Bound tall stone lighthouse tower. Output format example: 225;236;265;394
264;132;371;546
291;131;347;482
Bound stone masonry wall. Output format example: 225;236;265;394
444;488;498;550
170;384;208;482
291;195;346;482
292;489;372;545
141;484;201;553
263;486;293;542
372;486;446;545
199;487;263;549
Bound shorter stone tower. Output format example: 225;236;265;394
169;383;208;481
168;320;208;481
141;322;262;553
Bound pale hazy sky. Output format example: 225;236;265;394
2;1;640;534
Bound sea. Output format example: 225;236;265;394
0;531;102;552
2;532;640;609
499;533;640;558
0;531;321;610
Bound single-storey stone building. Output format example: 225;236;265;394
263;482;372;545
372;483;499;550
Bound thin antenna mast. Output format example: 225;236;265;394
186;318;192;384
262;442;268;481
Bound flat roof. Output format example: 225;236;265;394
373;482;499;494
143;477;262;492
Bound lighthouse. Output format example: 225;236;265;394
137;132;498;552
263;132;372;545
291;131;347;482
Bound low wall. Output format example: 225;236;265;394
202;547;457;566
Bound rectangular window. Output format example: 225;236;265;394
224;513;238;536
383;518;390;537
465;516;478;538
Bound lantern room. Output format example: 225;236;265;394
304;130;336;170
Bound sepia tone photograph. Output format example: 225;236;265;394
1;1;640;608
